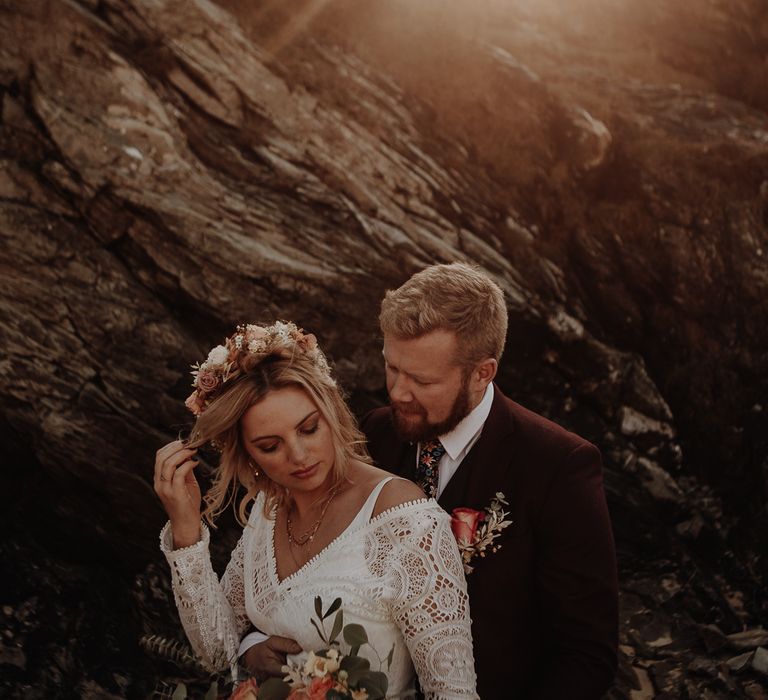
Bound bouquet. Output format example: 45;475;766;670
233;597;392;700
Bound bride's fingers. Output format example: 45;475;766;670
154;440;186;482
159;446;197;483
182;463;199;485
156;439;186;462
172;458;199;489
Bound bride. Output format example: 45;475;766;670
153;321;477;699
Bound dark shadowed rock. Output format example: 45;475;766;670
699;625;729;654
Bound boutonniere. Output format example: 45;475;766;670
450;492;513;574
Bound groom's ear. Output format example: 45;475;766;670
472;358;497;388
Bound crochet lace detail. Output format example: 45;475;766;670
160;496;477;699
159;522;250;677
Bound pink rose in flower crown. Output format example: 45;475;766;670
245;324;269;343
295;331;318;353
451;507;484;545
184;392;205;416
195;369;221;393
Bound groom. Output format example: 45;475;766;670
361;262;618;699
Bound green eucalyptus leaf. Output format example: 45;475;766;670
171;683;187;700
329;609;344;643
346;670;366;687
358;671;388;700
340;655;370;673
257;677;291;700
386;643;395;669
311;618;326;644
343;623;368;647
314;596;323;619
323;597;342;620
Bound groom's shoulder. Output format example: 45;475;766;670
496;389;595;456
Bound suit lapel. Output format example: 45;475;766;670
438;385;516;513
373;411;418;479
396;441;418;481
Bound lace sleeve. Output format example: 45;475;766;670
159;521;251;673
383;503;478;699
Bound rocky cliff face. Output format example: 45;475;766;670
1;0;766;697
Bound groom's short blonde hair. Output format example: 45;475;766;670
379;262;508;367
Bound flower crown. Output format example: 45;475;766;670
184;321;331;416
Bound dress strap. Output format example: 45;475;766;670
347;476;400;530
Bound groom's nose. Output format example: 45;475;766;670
388;372;413;403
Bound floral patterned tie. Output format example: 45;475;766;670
416;439;446;499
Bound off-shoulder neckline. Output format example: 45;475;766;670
266;495;436;586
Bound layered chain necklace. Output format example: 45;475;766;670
286;484;341;548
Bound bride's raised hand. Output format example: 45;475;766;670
154;440;202;549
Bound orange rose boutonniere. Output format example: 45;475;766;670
451;492;513;574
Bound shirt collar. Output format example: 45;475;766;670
437;383;494;460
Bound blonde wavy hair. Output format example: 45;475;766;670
186;337;371;527
379;262;508;367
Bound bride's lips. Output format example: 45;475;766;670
291;462;320;479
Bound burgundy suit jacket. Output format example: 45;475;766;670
361;385;618;699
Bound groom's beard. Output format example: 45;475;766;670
392;375;472;443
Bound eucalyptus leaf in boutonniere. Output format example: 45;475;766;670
450;492;513;574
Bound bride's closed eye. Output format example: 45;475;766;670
253;423;318;453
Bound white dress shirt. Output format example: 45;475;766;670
420;383;494;498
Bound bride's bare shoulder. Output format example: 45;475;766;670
371;477;427;518
344;461;426;516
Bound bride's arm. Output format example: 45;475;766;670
160;521;251;672
384;502;479;700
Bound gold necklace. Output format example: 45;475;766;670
286;485;340;547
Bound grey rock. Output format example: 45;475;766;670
634;457;686;506
619;407;675;441
0;642;26;670
688;657;718;677
77;680;125;700
726;651;754;673
676;516;706;540
727;629;768;651
752;647;768;676
743;680;768;699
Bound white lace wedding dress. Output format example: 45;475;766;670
160;477;477;699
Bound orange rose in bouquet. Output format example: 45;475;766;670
229;677;259;700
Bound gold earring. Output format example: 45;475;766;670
248;459;260;477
